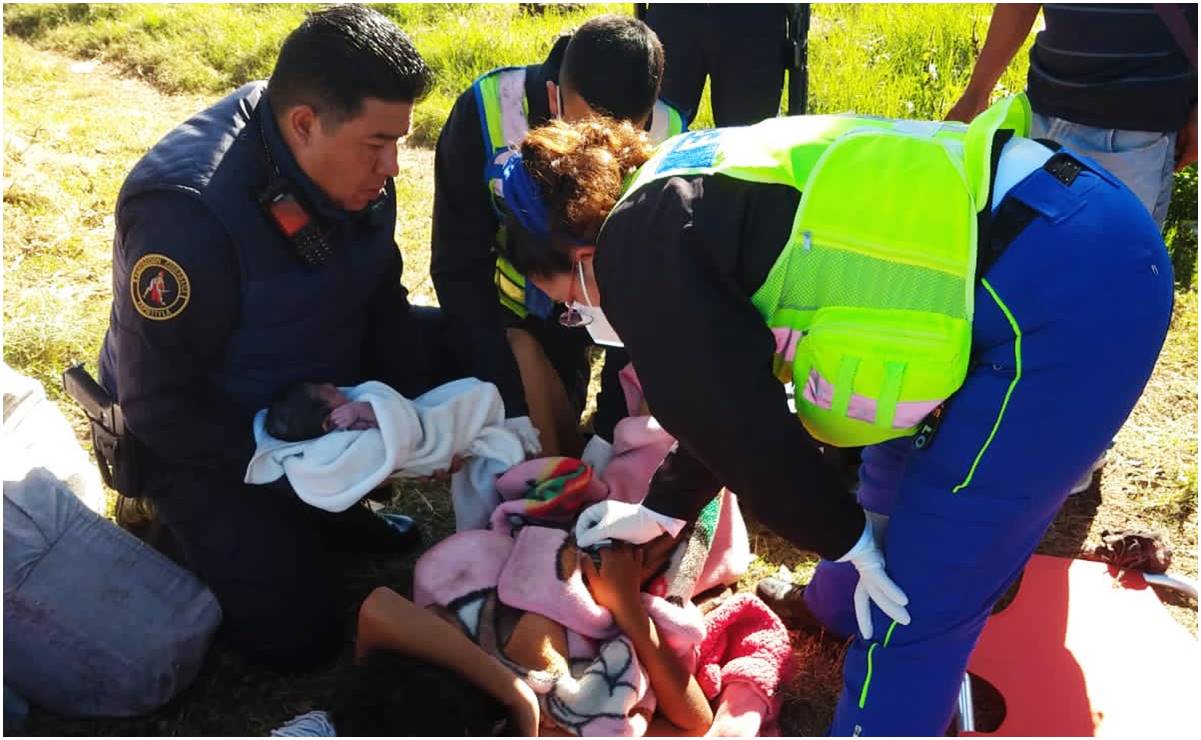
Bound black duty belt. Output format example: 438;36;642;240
62;364;144;498
976;143;1088;281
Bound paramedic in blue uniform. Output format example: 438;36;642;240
97;5;444;671
498;114;1174;734
430;14;686;465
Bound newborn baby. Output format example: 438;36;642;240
265;381;377;442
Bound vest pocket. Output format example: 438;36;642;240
792;306;971;446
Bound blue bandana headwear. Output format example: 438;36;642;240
499;155;549;238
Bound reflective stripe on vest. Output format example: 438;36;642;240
473;65;687;318
473;67;542;319
606;95;1031;447
475;67;530;197
648;99;685;144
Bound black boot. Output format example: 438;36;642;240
113;495;187;565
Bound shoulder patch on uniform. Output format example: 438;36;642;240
130;254;191;321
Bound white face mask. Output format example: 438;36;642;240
573;259;624;348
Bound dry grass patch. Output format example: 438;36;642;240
3;39;213;429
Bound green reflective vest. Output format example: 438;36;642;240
605;95;1031;447
471;66;687;318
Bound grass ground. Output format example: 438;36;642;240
3;3;1197;735
0;3;1050;137
1;2;631;146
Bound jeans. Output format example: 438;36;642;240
1031;112;1178;230
4;468;221;717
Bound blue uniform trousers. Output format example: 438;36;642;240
804;155;1175;735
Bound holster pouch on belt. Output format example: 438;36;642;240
62;364;144;498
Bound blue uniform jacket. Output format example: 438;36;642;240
99;82;413;472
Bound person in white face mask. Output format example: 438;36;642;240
561;258;624;348
496;150;637;473
499;111;1173;736
496;154;623;350
432;15;687;463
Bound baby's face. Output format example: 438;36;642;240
314;383;350;410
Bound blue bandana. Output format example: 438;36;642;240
499;154;549;238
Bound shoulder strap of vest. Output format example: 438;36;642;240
963;93;1031;207
473;66;533;210
648;99;687;143
473;68;531;155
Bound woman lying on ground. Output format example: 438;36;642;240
318;538;715;737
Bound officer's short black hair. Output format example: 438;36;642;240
560;14;664;122
268;4;433;127
265;382;332;442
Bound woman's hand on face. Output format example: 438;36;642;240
639;533;677;583
580;542;645;618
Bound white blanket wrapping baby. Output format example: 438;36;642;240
243;378;524;526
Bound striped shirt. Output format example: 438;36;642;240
1028;3;1197;132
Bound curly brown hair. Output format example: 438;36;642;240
520;116;656;246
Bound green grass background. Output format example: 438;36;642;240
5;2;1195;278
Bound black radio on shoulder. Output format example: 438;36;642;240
257;177;335;267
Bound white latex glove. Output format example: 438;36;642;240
503;415;542;457
574;500;687;549
580;435;615;477
837;515;910;640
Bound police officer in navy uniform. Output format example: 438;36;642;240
98;5;446;671
430;14;686;468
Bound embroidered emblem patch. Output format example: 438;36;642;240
130;254;190;320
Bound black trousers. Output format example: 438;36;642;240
645;4;788;127
145;464;404;671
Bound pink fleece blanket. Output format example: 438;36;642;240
603;364;679;505
697;594;796;735
490;366;749;636
413;363;768;735
497;525;616;639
